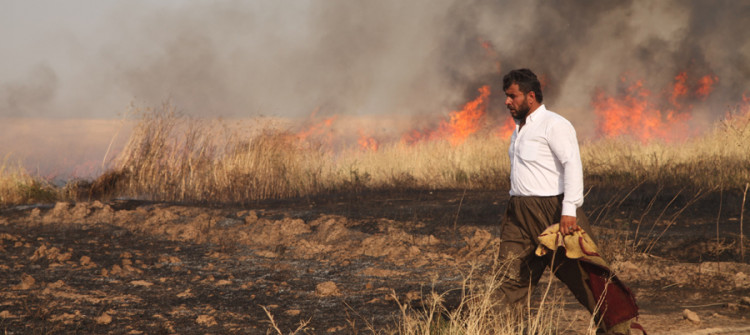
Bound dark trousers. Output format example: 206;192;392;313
496;195;599;313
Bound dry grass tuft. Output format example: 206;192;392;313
0;160;58;206
380;262;578;335
103;105;333;202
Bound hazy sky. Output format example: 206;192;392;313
2;1;749;179
2;1;749;126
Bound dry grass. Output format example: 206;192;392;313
1;101;748;206
373;260;590;335
94;104;511;203
582;102;750;190
94;102;749;204
104;105;334;202
258;260;580;335
0;160;58;206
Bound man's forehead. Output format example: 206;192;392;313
505;83;522;94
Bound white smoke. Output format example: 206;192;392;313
1;0;748;132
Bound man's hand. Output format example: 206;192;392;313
559;215;580;235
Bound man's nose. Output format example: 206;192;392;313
505;96;512;105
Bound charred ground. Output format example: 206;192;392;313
1;186;749;334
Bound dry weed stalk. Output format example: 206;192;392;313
384;260;576;335
262;305;310;335
643;188;709;254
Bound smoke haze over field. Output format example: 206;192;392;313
1;1;749;177
3;1;749;121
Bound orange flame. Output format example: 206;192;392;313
695;74;718;99
400;129;424;144
478;38;501;72
440;85;491;145
670;72;689;107
592;71;721;143
296;112;338;142
593;80;664;142
402;85;491;146
357;131;379;152
479;40;495;55
496;116;516;139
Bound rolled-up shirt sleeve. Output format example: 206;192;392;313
547;120;584;217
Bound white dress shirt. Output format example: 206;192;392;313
508;104;584;217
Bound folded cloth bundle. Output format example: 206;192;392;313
535;223;601;261
534;224;646;335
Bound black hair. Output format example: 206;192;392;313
502;68;543;103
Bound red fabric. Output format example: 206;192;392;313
580;261;640;329
578;236;600;257
631;321;647;335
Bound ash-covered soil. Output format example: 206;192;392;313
1;188;749;334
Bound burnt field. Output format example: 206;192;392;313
3;1;750;334
1;187;750;334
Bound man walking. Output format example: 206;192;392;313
496;69;641;334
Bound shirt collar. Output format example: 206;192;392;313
526;104;547;124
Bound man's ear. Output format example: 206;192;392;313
526;91;536;104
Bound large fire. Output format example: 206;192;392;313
400;85;495;146
295;84;515;152
292;39;519;151
439;85;491;145
593;71;718;143
293;68;721;151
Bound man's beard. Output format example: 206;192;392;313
512;99;531;122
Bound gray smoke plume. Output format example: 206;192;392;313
1;0;748;131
